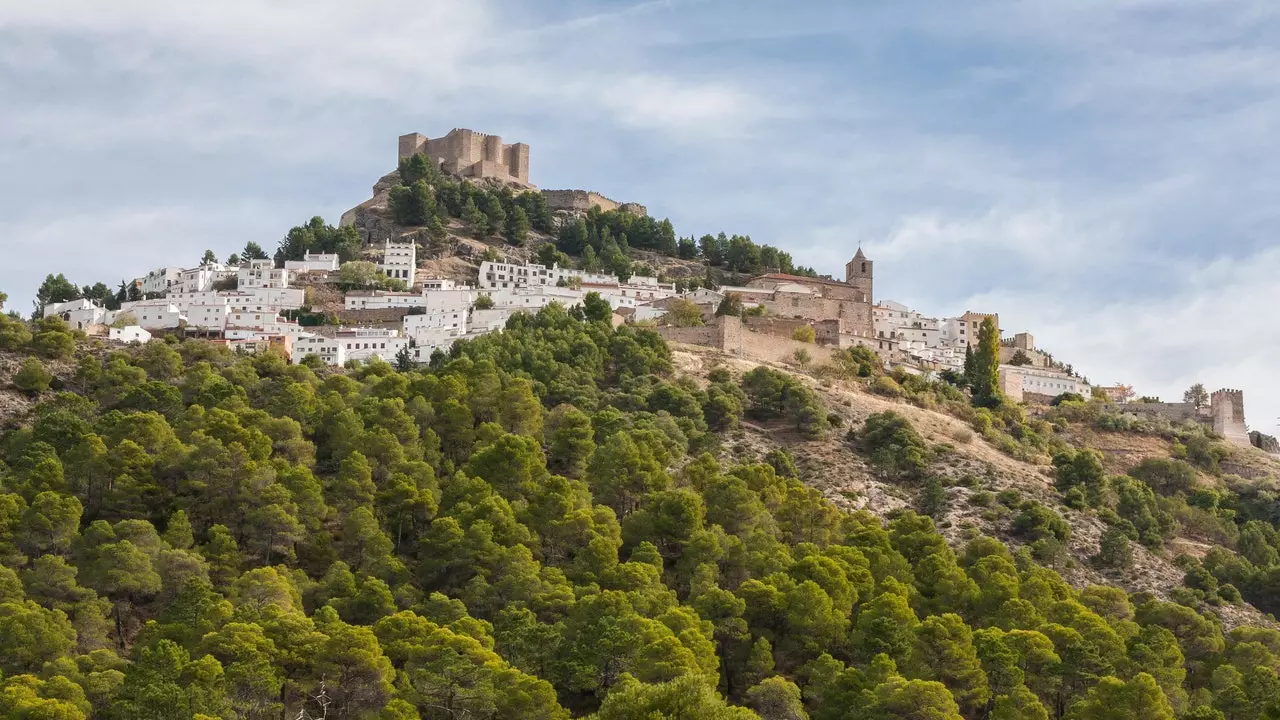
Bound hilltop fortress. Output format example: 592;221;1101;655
393;128;645;215
399;129;532;187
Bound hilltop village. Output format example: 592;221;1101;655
38;128;1264;451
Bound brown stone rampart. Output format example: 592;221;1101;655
542;189;647;216
657;324;722;347
399;128;531;185
1115;402;1200;422
1211;389;1251;448
658;316;836;365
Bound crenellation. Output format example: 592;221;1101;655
398;128;533;186
542;189;647;216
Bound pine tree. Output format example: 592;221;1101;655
507;206;530;246
394;346;414;372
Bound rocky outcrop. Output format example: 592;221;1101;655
1250;430;1280;454
339;171;425;246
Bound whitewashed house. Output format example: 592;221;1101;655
378;240;417;284
237;259;289;290
284;253;340;273
109;326;152;344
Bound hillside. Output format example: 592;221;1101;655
667;343;1280;632
1;307;1280;719
331;156;815;293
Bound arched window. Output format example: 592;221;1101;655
861;262;867;273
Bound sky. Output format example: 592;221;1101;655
2;0;1279;432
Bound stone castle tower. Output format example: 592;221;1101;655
1210;389;1250;447
844;248;873;303
398;128;532;187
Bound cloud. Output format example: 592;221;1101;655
969;244;1280;434
2;202;291;308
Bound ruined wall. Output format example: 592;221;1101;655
757;295;873;337
742;317;842;345
658;316;836;365
1211;389;1251;448
542;190;647;216
656;324;722;348
1116;402;1201;423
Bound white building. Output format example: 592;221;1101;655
109;326;152;344
403;310;467;339
284;253;340;273
345;291;428;311
138;267;183;296
228;288;305;310
175;264;235;293
477;260;676;299
43;298;98;320
378;240;417;284
421;278;461;291
186;302;232;332
124;302;185;330
1000;364;1091;399
237;259;290;290
294;334;346;366
48;301;109;330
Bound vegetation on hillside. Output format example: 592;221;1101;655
1;300;1279;719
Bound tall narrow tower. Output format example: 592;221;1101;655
845;248;873;303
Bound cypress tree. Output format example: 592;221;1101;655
971;317;1003;408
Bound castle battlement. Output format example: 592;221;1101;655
1210;388;1250;447
398;128;532;187
542;189;647;216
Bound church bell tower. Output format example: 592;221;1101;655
845;248;873;302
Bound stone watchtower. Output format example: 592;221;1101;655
844;248;873;303
1210;389;1251;447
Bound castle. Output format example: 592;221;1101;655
399;128;532;187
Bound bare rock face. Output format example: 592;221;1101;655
1250;430;1280;454
339;171;425;246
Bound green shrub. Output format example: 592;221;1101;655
859;411;931;479
13;357;53;394
870;376;902;397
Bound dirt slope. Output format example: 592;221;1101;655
671;345;1276;629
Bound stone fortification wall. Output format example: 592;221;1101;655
657;324;723;348
399;129;531;185
1211;389;1251;448
757;295;873;338
999;346;1052;368
998;368;1025;403
658;316;837;365
743;317;842;345
542;190;647;216
1115;402;1201;423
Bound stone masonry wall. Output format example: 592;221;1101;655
1211;389;1251;448
659;316;837;365
758;295;874;337
399;129;531;185
1115;402;1201;423
542;189;647;216
656;324;722;347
